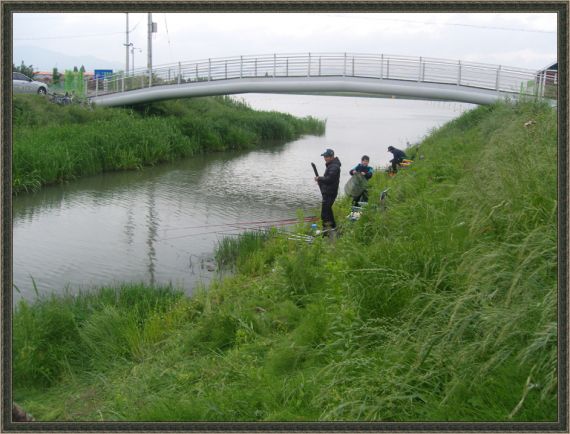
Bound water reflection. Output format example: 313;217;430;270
145;183;159;286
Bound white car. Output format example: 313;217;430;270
13;72;48;95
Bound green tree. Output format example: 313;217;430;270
13;61;35;78
52;67;61;86
79;65;86;74
64;70;74;93
73;66;78;73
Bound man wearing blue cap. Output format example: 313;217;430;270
314;148;342;233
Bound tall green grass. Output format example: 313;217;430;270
13;100;557;422
12;95;325;194
214;230;272;272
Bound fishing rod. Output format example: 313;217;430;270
311;162;319;177
161;216;318;233
158;216;319;241
312;162;323;193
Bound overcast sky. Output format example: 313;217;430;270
12;12;557;73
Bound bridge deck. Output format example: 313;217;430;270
86;52;553;107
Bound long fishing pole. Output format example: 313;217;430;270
311;162;323;193
158;216;319;241
161;216;318;233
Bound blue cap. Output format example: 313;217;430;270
321;148;334;157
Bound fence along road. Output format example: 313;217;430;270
87;52;557;107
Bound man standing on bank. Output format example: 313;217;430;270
314;148;342;233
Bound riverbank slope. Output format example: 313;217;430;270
13;100;557;422
12;95;325;194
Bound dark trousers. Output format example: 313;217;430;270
391;158;403;172
321;195;337;229
352;190;368;206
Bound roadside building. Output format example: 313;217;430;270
33;71;53;84
537;62;558;85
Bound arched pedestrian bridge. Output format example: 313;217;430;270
87;53;555;107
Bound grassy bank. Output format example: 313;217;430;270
13;100;557;422
12;95;325;194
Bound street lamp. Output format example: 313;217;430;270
124;42;133;76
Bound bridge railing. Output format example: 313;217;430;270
86;52;555;100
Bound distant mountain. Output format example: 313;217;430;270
13;45;123;73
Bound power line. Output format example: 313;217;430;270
14;31;125;41
14;16;142;41
163;13;173;63
325;13;556;34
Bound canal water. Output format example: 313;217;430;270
12;95;474;303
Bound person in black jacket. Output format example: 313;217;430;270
388;146;407;173
314;148;341;232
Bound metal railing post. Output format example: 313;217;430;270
255;59;258;77
95;77;99;96
122;71;125;92
208;58;211;81
286;58;289;77
240;56;243;78
380;54;383;79
308;52;311;77
225;61;228;80
148;69;152;88
541;70;547;98
195;64;198;81
318;56;321;76
343;52;347;77
386;59;390;79
495;65;501;91
418;57;422;82
352;55;355;76
273;53;276;77
178;62;181;84
457;60;462;86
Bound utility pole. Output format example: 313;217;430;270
147;13;158;82
147;13;152;77
125;13;130;75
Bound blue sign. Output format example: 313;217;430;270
94;69;113;79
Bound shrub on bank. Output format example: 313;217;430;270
12;95;325;194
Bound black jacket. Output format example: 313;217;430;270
389;147;407;163
318;157;341;197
